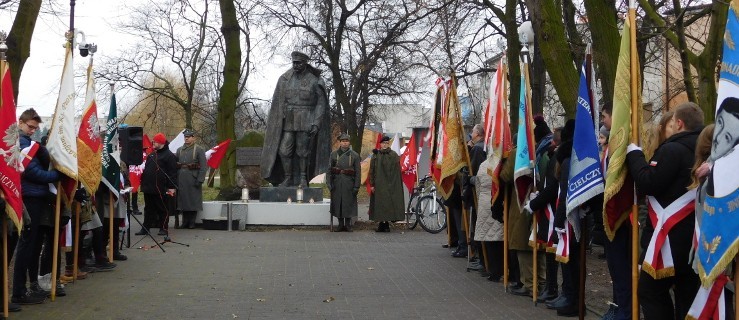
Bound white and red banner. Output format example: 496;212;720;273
399;134;418;194
205;139;232;169
0;59;24;229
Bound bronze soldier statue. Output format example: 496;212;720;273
261;51;331;188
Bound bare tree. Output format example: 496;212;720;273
5;0;42;100
98;0;218;129
261;0;453;150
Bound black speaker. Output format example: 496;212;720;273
118;126;143;166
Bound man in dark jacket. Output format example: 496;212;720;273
13;108;60;305
138;132;177;236
626;102;703;320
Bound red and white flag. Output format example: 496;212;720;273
205;139;232;169
0;59;24;230
399;134;419;194
687;274;728;320
76;61;103;194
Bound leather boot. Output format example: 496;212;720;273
279;157;293;187
186;211;196;229
336;218;345;232
344;218;353;232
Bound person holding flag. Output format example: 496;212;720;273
625;102;704;320
176;129;207;229
13;108;60;305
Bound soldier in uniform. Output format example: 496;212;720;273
327;133;361;232
261;51;331;188
176;129;207;229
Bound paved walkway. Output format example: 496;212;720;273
16;225;597;320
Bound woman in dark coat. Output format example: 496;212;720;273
369;136;405;232
327;133;361;232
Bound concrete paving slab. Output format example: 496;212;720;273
15;223;597;320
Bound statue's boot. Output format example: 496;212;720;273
298;157;308;187
278;158;292;187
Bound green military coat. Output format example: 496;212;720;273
327;147;361;218
369;148;405;222
176;143;207;211
500;147;532;251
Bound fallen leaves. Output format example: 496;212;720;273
323;296;335;303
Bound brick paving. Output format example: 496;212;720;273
14;223;598;320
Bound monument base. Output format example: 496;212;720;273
198;201;334;229
259;187;323;203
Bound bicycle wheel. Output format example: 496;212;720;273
416;195;447;234
405;194;420;230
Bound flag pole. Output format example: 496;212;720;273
451;72;476;260
109;191;114;262
503;187;509;292
73;201;80;283
51;182;62;301
628;1;640;319
2;217;6;318
521;38;538;305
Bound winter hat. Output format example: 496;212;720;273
153;133;166;144
380;135;391;143
533;115;551;143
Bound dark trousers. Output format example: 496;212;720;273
31;225;54;281
103;217;123;255
143;192;171;230
605;222;632;320
450;205;467;253
13;198;45;296
561;237;581;303
482;241;503;279
447;207;459;246
545;252;559;293
508;249;522;286
1;218;18;299
128;192;139;212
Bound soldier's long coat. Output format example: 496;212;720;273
176;143;207;211
327;147;361;218
369;148;405;222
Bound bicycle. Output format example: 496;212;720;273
415;179;447;234
405;175;433;230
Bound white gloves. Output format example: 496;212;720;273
523;201;533;215
626;143;642;154
529;191;539;201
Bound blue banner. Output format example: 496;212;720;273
567;61;604;240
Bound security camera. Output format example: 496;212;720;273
79;44;89;57
79;43;97;57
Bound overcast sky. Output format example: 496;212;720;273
1;0;282;118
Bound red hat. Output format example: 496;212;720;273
153;133;166;144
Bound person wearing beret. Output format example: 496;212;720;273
138;132;177;236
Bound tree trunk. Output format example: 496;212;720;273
503;0;521;131
536;0;579;119
6;0;42;101
584;0;620;105
696;1;728;123
216;0;241;195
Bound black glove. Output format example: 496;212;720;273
372;149;378;154
74;188;89;203
491;206;503;223
60;216;71;229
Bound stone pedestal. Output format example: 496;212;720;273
259;187;323;203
